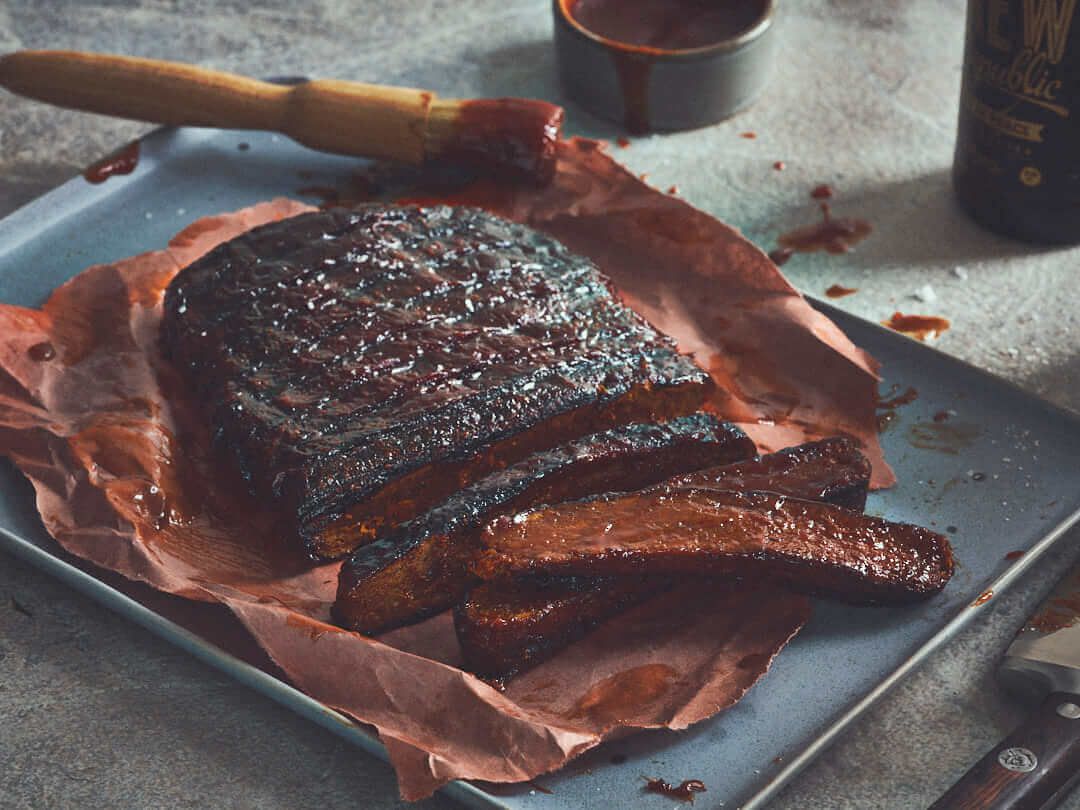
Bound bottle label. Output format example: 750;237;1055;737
958;0;1080;194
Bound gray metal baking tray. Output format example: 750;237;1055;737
0;125;1078;809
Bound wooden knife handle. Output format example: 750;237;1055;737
0;50;431;164
930;692;1080;810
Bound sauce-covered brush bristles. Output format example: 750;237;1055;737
425;97;565;185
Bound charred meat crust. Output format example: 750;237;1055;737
332;414;755;634
161;205;712;558
455;438;874;679
475;489;954;605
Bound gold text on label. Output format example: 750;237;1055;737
1022;0;1078;64
963;92;1047;141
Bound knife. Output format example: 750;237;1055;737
930;565;1080;809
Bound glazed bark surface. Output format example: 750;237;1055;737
161;205;712;558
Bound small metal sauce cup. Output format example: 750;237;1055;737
553;0;776;133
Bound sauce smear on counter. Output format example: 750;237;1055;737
883;312;951;340
776;203;873;256
825;284;857;298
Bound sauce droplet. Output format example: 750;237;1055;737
973;589;993;607
882;312;951;341
667;185;679;195
83;141;141;184
237;142;251;151
1005;550;1025;560
741;131;757;139
825;284;857;298
616;136;631;148
810;184;834;200
878;385;919;410
773;160;786;171
27;341;56;362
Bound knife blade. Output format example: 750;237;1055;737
930;565;1080;810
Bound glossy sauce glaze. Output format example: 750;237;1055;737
665;436;872;511
442;99;565;185
478;489;954;603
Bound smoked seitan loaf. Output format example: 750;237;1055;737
161;205;713;559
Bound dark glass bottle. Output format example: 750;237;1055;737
953;0;1080;243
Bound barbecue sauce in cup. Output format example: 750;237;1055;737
568;0;765;51
555;0;775;133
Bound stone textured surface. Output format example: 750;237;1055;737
0;1;1078;808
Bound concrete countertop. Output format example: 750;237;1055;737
1;1;1078;808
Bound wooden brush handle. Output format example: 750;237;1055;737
0;50;431;165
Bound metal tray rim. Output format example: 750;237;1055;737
2;125;1080;809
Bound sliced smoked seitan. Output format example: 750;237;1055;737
475;490;953;605
161;205;713;560
666;436;871;511
333;414;755;635
454;574;667;682
456;438;873;679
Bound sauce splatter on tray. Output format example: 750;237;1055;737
644;777;707;803
83;141;140;184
